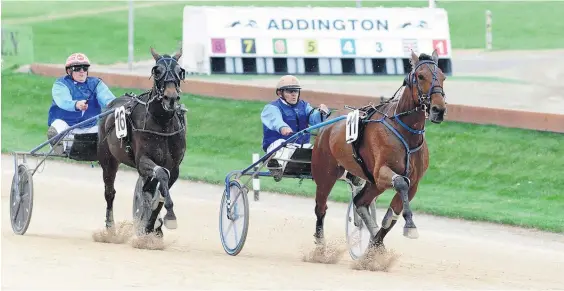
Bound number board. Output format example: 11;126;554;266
304;39;318;55
340;39;356;55
272;38;287;54
182;6;454;74
114;106;127;138
241;38;256;54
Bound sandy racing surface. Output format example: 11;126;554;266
2;155;564;289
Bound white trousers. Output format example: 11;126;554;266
266;139;313;153
50;119;98;152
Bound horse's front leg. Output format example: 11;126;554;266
375;166;419;241
138;155;177;230
161;166;179;230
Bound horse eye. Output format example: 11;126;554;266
418;74;425;80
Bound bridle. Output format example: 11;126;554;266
403;59;446;117
150;56;186;112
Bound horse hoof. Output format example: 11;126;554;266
154;218;163;230
313;235;325;246
403;227;419;239
164;218;177;230
314;239;325;246
155;227;164;238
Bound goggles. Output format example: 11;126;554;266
70;65;89;72
283;89;300;94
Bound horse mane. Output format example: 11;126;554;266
417;53;434;63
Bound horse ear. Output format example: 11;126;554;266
410;50;419;69
431;49;439;64
150;47;161;61
173;47;182;61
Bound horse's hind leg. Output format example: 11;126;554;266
137;155;177;230
311;155;342;245
100;149;119;229
142;176;164;235
353;183;384;240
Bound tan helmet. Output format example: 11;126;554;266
276;75;301;90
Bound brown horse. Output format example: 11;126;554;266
311;50;447;252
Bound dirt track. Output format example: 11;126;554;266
3;155;564;289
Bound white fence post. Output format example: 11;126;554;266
252;153;260;201
486;10;493;50
428;0;436;8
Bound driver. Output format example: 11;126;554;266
261;75;329;169
47;52;117;155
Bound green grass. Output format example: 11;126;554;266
2;72;564;233
0;1;126;20
1;1;563;66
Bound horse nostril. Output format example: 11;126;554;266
431;106;440;113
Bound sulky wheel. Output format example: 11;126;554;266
132;176;147;223
219;180;249;256
10;163;34;235
345;200;373;260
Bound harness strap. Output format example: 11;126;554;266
99;91;186;160
350;108;378;184
349;108;425;185
375;119;424;176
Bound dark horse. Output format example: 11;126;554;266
97;47;187;235
311;50;447;252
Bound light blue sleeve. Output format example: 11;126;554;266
261;104;289;133
52;81;78;112
95;81;117;108
306;102;322;125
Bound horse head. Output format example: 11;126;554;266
407;49;447;123
149;47;185;115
